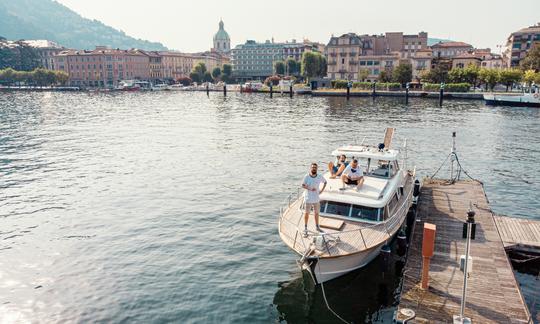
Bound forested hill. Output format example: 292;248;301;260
0;0;167;50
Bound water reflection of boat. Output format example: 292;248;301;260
273;239;407;323
278;129;415;284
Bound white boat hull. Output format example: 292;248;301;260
304;242;386;283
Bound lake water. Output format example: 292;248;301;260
1;91;539;323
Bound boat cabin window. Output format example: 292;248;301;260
320;200;381;221
325;201;351;217
351;205;380;221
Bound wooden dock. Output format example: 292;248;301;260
396;179;531;323
494;215;540;251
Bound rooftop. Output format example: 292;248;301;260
431;41;473;48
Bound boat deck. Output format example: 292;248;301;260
396;180;530;323
279;176;413;258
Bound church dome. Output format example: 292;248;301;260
214;20;230;41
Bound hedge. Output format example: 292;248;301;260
331;80;401;90
422;83;470;92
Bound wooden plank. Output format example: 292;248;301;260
396;180;531;323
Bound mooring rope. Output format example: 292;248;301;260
316;257;351;324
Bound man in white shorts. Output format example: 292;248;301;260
301;162;327;236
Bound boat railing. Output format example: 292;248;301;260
279;178;414;256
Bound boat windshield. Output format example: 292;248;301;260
360;158;400;179
319;200;381;222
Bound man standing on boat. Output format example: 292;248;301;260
301;163;327;236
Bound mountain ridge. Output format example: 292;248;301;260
0;0;167;50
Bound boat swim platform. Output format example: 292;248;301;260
396;179;532;323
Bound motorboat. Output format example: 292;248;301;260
484;91;540;107
294;86;312;95
151;84;171;91
278;129;416;283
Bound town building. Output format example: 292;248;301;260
451;53;482;69
431;41;474;59
231;39;319;81
53;47;149;87
23;40;65;70
325;32;430;81
504;23;540;67
160;51;196;80
212;20;231;54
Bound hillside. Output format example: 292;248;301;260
0;0;167;50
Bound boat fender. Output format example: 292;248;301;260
534;93;539;99
413;180;420;197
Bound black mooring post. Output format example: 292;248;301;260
346;83;350;100
270;84;273;98
223;83;227;97
439;83;444;107
289;85;293;98
372;81;376;97
206;83;209;96
405;82;409;105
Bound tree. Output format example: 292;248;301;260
498;69;522;91
318;55;327;77
522;69;537;86
358;69;369;81
33;68;49;87
0;67;16;85
189;72;201;83
301;52;326;80
478;68;499;90
286;58;299;76
191;62;207;82
54;71;69;85
378;70;392;82
448;68;465;83
211;67;221;80
274;61;285;75
520;43;540;72
203;71;213;83
462;64;480;86
421;64;450;83
221;63;232;83
392;62;412;86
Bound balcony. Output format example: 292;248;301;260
330;53;337;57
349;52;357;56
328;61;337;65
338;69;348;73
349;60;358;65
339;52;347;57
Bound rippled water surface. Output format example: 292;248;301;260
1;91;539;323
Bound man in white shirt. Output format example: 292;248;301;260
301;163;327;236
341;159;364;189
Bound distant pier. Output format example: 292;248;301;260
395;179;533;323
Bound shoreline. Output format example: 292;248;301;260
0;86;489;100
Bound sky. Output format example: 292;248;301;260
56;0;539;53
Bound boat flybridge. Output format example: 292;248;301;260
278;129;416;283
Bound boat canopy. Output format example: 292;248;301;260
331;145;399;161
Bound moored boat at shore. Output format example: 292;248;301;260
278;129;416;284
484;92;540;107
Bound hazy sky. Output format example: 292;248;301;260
57;0;539;53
